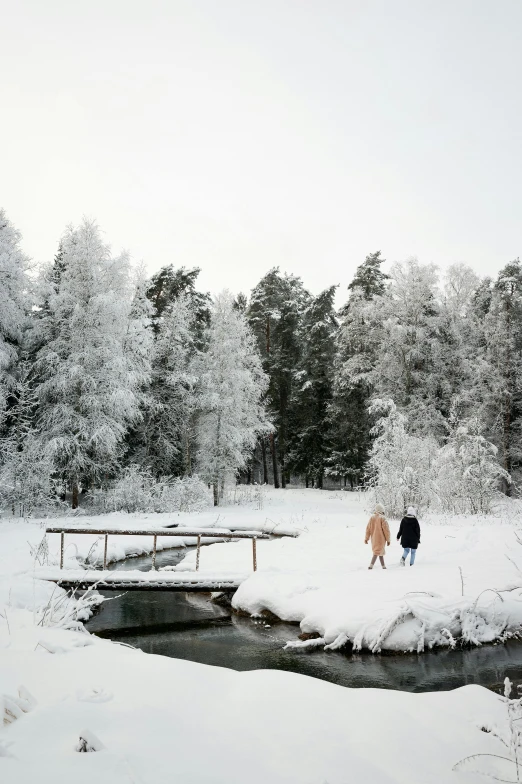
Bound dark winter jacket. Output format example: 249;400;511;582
397;516;421;549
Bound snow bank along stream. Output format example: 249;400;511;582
87;547;522;694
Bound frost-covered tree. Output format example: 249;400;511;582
434;416;508;514
35;219;150;507
368;399;438;517
0;360;56;516
330;264;386;486
146;264;210;340
339;259;445;438
478;260;522;492
347;250;389;300
0;210;30;422
131;294;198;477
195;291;270;505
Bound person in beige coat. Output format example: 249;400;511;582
365;503;391;569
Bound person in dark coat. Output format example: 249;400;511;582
397;506;421;566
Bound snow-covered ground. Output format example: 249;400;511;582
2;488;522;782
169;489;522;652
1;624;515;784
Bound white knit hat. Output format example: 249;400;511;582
407;506;416;516
374;503;385;515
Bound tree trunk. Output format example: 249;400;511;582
213;481;219;506
305;475;309;488
281;454;286;489
503;297;513;496
318;472;323;490
261;438;268;484
185;429;192;476
270;433;280;488
72;482;79;509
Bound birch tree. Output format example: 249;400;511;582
196;291;269;505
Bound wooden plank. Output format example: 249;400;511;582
45;526;269;539
49;580;242;592
40;570;244;592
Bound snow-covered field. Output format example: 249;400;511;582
2;488;522;782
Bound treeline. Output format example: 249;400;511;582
0;209;520;514
0;214;268;512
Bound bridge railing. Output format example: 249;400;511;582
45;526;269;572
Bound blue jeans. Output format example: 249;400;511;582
402;547;416;565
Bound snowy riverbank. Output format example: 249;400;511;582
1;620;515;784
2;488;522;781
167;488;522;653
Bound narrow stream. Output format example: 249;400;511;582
86;548;522;694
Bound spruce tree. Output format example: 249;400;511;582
287;286;338;488
347;250;389;300
248;268;309;487
132;294;197;477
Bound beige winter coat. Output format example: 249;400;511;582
365;514;391;556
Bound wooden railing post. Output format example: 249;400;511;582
152;534;157;570
252;537;257;572
196;535;201;571
60;532;64;569
103;534;108;570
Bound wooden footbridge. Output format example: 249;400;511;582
38;525;271;592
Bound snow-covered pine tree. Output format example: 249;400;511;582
126;265;209;476
329;252;390;487
287;286;338;488
343;258;445;438
146;264;210;340
347;250;389;300
478;260;522;493
0;210;30;423
195;291;270;506
132;293;198;477
248;268;309;487
35;219;150;507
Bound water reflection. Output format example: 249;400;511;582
86;548;522;693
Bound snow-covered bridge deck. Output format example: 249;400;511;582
33;568;247;592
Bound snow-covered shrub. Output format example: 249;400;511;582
0;434;61;517
434;417;509;514
89;466;211;513
151;474;212;513
223;483;264;508
367;399;438;517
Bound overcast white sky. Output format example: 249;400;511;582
2;0;522;298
